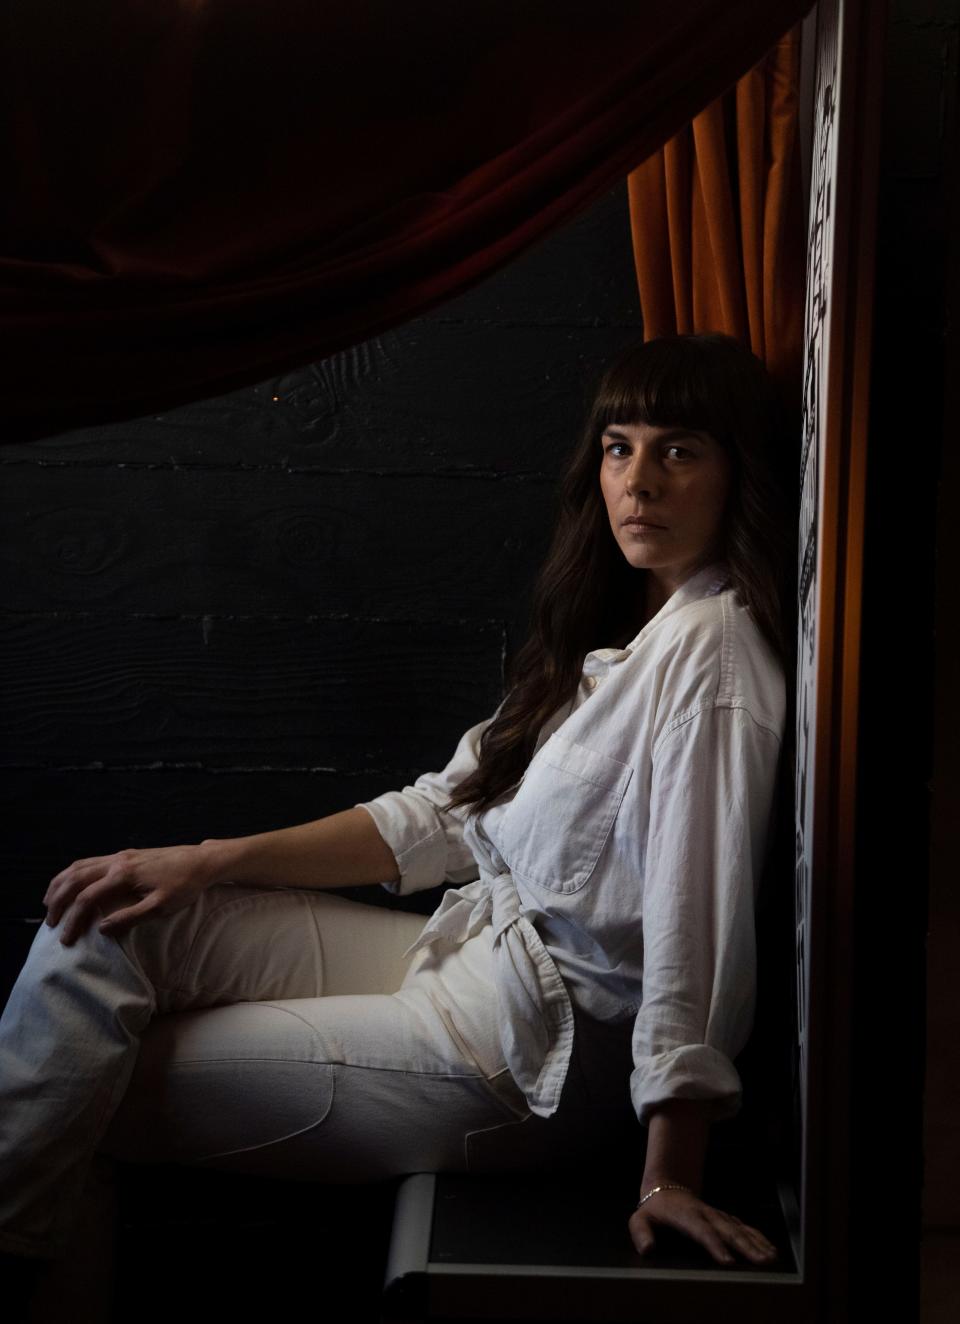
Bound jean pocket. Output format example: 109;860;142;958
101;1002;336;1166
185;1059;336;1164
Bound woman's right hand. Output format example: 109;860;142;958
43;842;221;946
629;1187;779;1266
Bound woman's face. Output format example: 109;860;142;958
599;421;732;595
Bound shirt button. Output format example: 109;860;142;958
584;675;599;691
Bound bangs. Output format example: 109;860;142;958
592;334;752;446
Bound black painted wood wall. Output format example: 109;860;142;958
0;182;645;1006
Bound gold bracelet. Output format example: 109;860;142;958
636;1183;693;1209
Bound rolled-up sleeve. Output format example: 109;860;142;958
630;702;782;1127
354;712;496;896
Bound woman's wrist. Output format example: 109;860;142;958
637;1182;696;1207
197;836;246;886
640;1098;713;1199
197;833;285;888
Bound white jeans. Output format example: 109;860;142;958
0;883;639;1260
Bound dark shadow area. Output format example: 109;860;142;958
114;1163;398;1323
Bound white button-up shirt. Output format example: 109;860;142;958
356;561;786;1128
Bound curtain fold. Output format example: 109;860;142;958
1;1;813;440
627;25;805;399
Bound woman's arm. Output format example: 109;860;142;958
630;703;782;1127
199;804;399;889
625;703;784;1264
199;806;400;891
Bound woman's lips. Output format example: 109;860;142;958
624;519;666;530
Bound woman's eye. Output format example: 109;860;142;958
604;442;630;457
666;445;694;460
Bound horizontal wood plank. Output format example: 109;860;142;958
0;468;553;622
1;614;504;769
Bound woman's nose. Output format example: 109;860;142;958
625;452;659;497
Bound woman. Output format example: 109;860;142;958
0;332;792;1296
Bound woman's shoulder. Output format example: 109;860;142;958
642;585;727;664
721;590;787;733
642;588;786;739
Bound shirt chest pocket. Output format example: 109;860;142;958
496;734;633;895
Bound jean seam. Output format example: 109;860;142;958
166;1058;491;1084
191;1063;336;1162
303;891;327;996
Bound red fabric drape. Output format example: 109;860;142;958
1;0;814;440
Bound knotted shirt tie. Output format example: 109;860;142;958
400;870;576;1117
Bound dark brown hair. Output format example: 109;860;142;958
445;332;798;815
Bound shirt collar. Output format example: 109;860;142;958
580;561;733;676
622;560;732;653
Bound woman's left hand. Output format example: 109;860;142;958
628;1187;779;1266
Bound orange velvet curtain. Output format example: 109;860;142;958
627;24;805;402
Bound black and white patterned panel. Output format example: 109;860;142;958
797;0;839;1145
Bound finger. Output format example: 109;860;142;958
709;1216;777;1265
710;1211;777;1258
58;878;131;946
44;857;98;899
704;1230;737;1265
98;897;158;939
45;856;112;897
730;1224;778;1262
661;1208;736;1266
44;861;109;925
